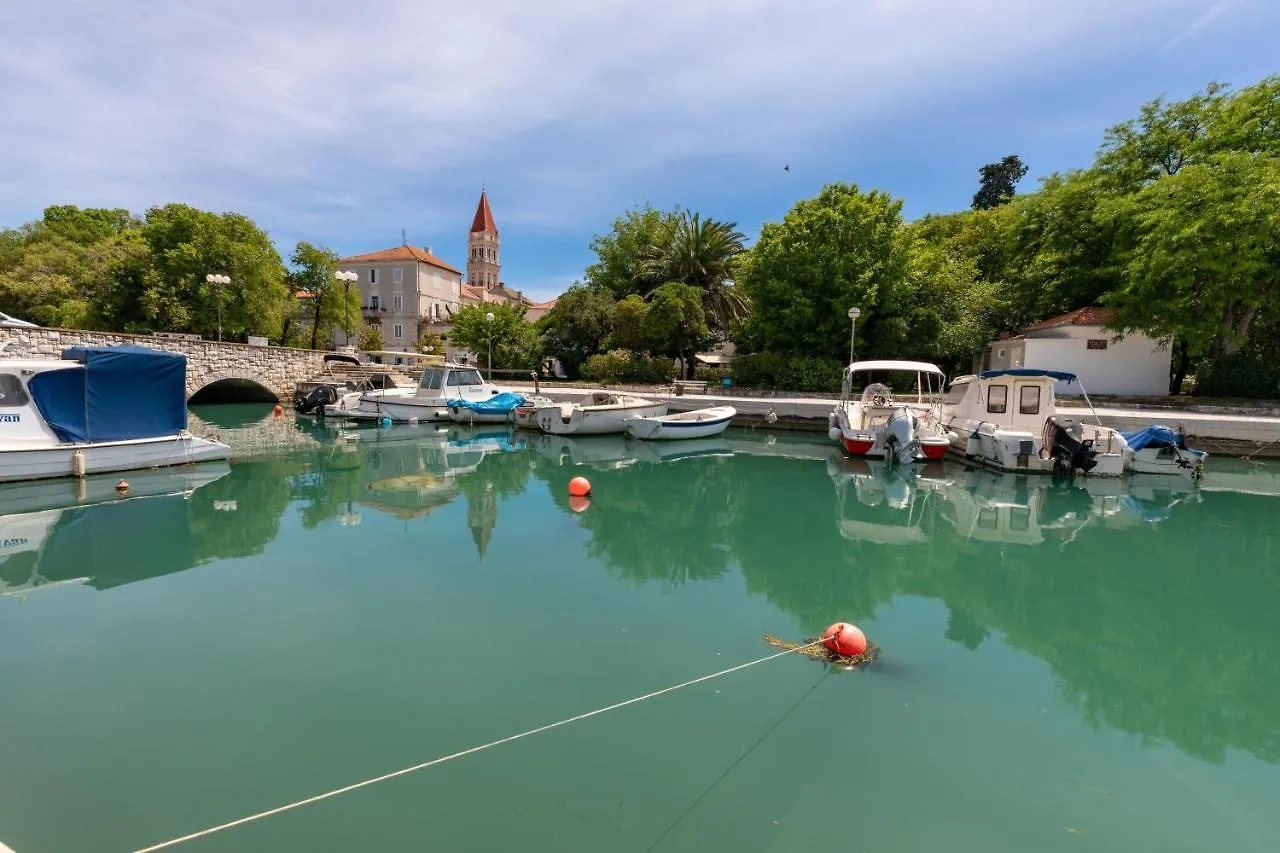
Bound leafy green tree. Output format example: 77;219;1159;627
106;204;289;339
584;205;679;298
358;323;384;352
448;303;541;373
972;154;1028;209
740;182;910;362
538;284;617;378
643;283;713;378
1107;152;1280;359
640;210;748;336
606;294;649;351
289;241;358;350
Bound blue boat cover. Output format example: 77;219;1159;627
28;346;188;443
978;368;1078;383
446;392;526;416
1119;425;1186;451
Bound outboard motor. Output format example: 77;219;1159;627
884;408;919;465
1043;416;1097;476
294;384;339;415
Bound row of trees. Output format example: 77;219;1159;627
0;203;361;349
526;74;1279;396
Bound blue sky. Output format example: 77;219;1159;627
1;0;1276;302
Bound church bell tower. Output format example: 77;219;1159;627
467;190;500;290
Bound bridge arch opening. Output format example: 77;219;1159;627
188;377;279;405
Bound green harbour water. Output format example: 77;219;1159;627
2;403;1279;852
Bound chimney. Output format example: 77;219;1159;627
424;246;432;255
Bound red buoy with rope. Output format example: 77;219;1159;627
821;622;867;657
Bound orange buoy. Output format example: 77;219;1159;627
115;479;130;494
822;622;867;656
568;495;591;513
273;404;283;417
568;476;591;497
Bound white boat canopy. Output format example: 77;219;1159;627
845;360;945;376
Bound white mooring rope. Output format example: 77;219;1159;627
129;639;824;852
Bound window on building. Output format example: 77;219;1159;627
1087;339;1108;350
394;294;403;311
1018;384;1041;415
0;373;30;407
393;323;403;340
393;267;403;285
369;268;378;285
370;295;380;310
986;384;1008;414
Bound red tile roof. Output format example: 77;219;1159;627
339;245;461;275
1020;307;1117;333
470;190;498;235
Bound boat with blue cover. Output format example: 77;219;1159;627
0;346;230;483
446;391;554;424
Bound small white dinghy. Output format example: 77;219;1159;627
624;406;737;441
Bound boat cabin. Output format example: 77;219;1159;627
415;363;492;397
941;368;1073;432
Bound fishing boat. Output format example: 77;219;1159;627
623;405;737;440
828;360;952;464
533;391;667;436
323;361;507;423
939;368;1204;478
446;392;555;424
0;346;230;483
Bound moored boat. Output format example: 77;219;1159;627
533;391;667;436
0;346;230;483
623;406;737;440
828;360;952;464
447;392;554;424
324;362;507;423
939;368;1204;478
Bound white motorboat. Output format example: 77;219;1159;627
533;391;667;436
324;362;508;423
0;346;230;483
828;360;952;464
623;406;737;440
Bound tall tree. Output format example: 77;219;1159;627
605;294;649;352
972;155;1028;209
1107;152;1280;359
538;285;617;378
289;241;357;350
640;210;748;336
739;182;910;362
642;283;714;379
584;205;679;298
448;303;542;373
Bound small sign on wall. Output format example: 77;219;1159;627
1086;339;1108;350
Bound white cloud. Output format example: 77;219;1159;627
1163;0;1242;50
0;0;1255;273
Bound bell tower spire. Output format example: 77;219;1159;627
467;189;500;290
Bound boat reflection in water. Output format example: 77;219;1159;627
0;464;231;597
829;457;1212;547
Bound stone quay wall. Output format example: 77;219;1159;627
0;326;327;401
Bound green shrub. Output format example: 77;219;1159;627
581;349;678;384
1195;353;1280;399
732;352;842;392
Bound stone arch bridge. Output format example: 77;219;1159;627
0;327;328;402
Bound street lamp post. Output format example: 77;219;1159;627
847;306;861;364
484;311;495;380
206;274;231;341
334;270;358;346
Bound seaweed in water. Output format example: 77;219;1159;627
763;634;880;669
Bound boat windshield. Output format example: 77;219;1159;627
419;368;444;390
446;369;485;387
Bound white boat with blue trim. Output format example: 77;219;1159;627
623;406;737;440
0;346;230;483
324;361;510;423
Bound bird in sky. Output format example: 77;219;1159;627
783;163;790;172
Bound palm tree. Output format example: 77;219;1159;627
640;211;749;335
